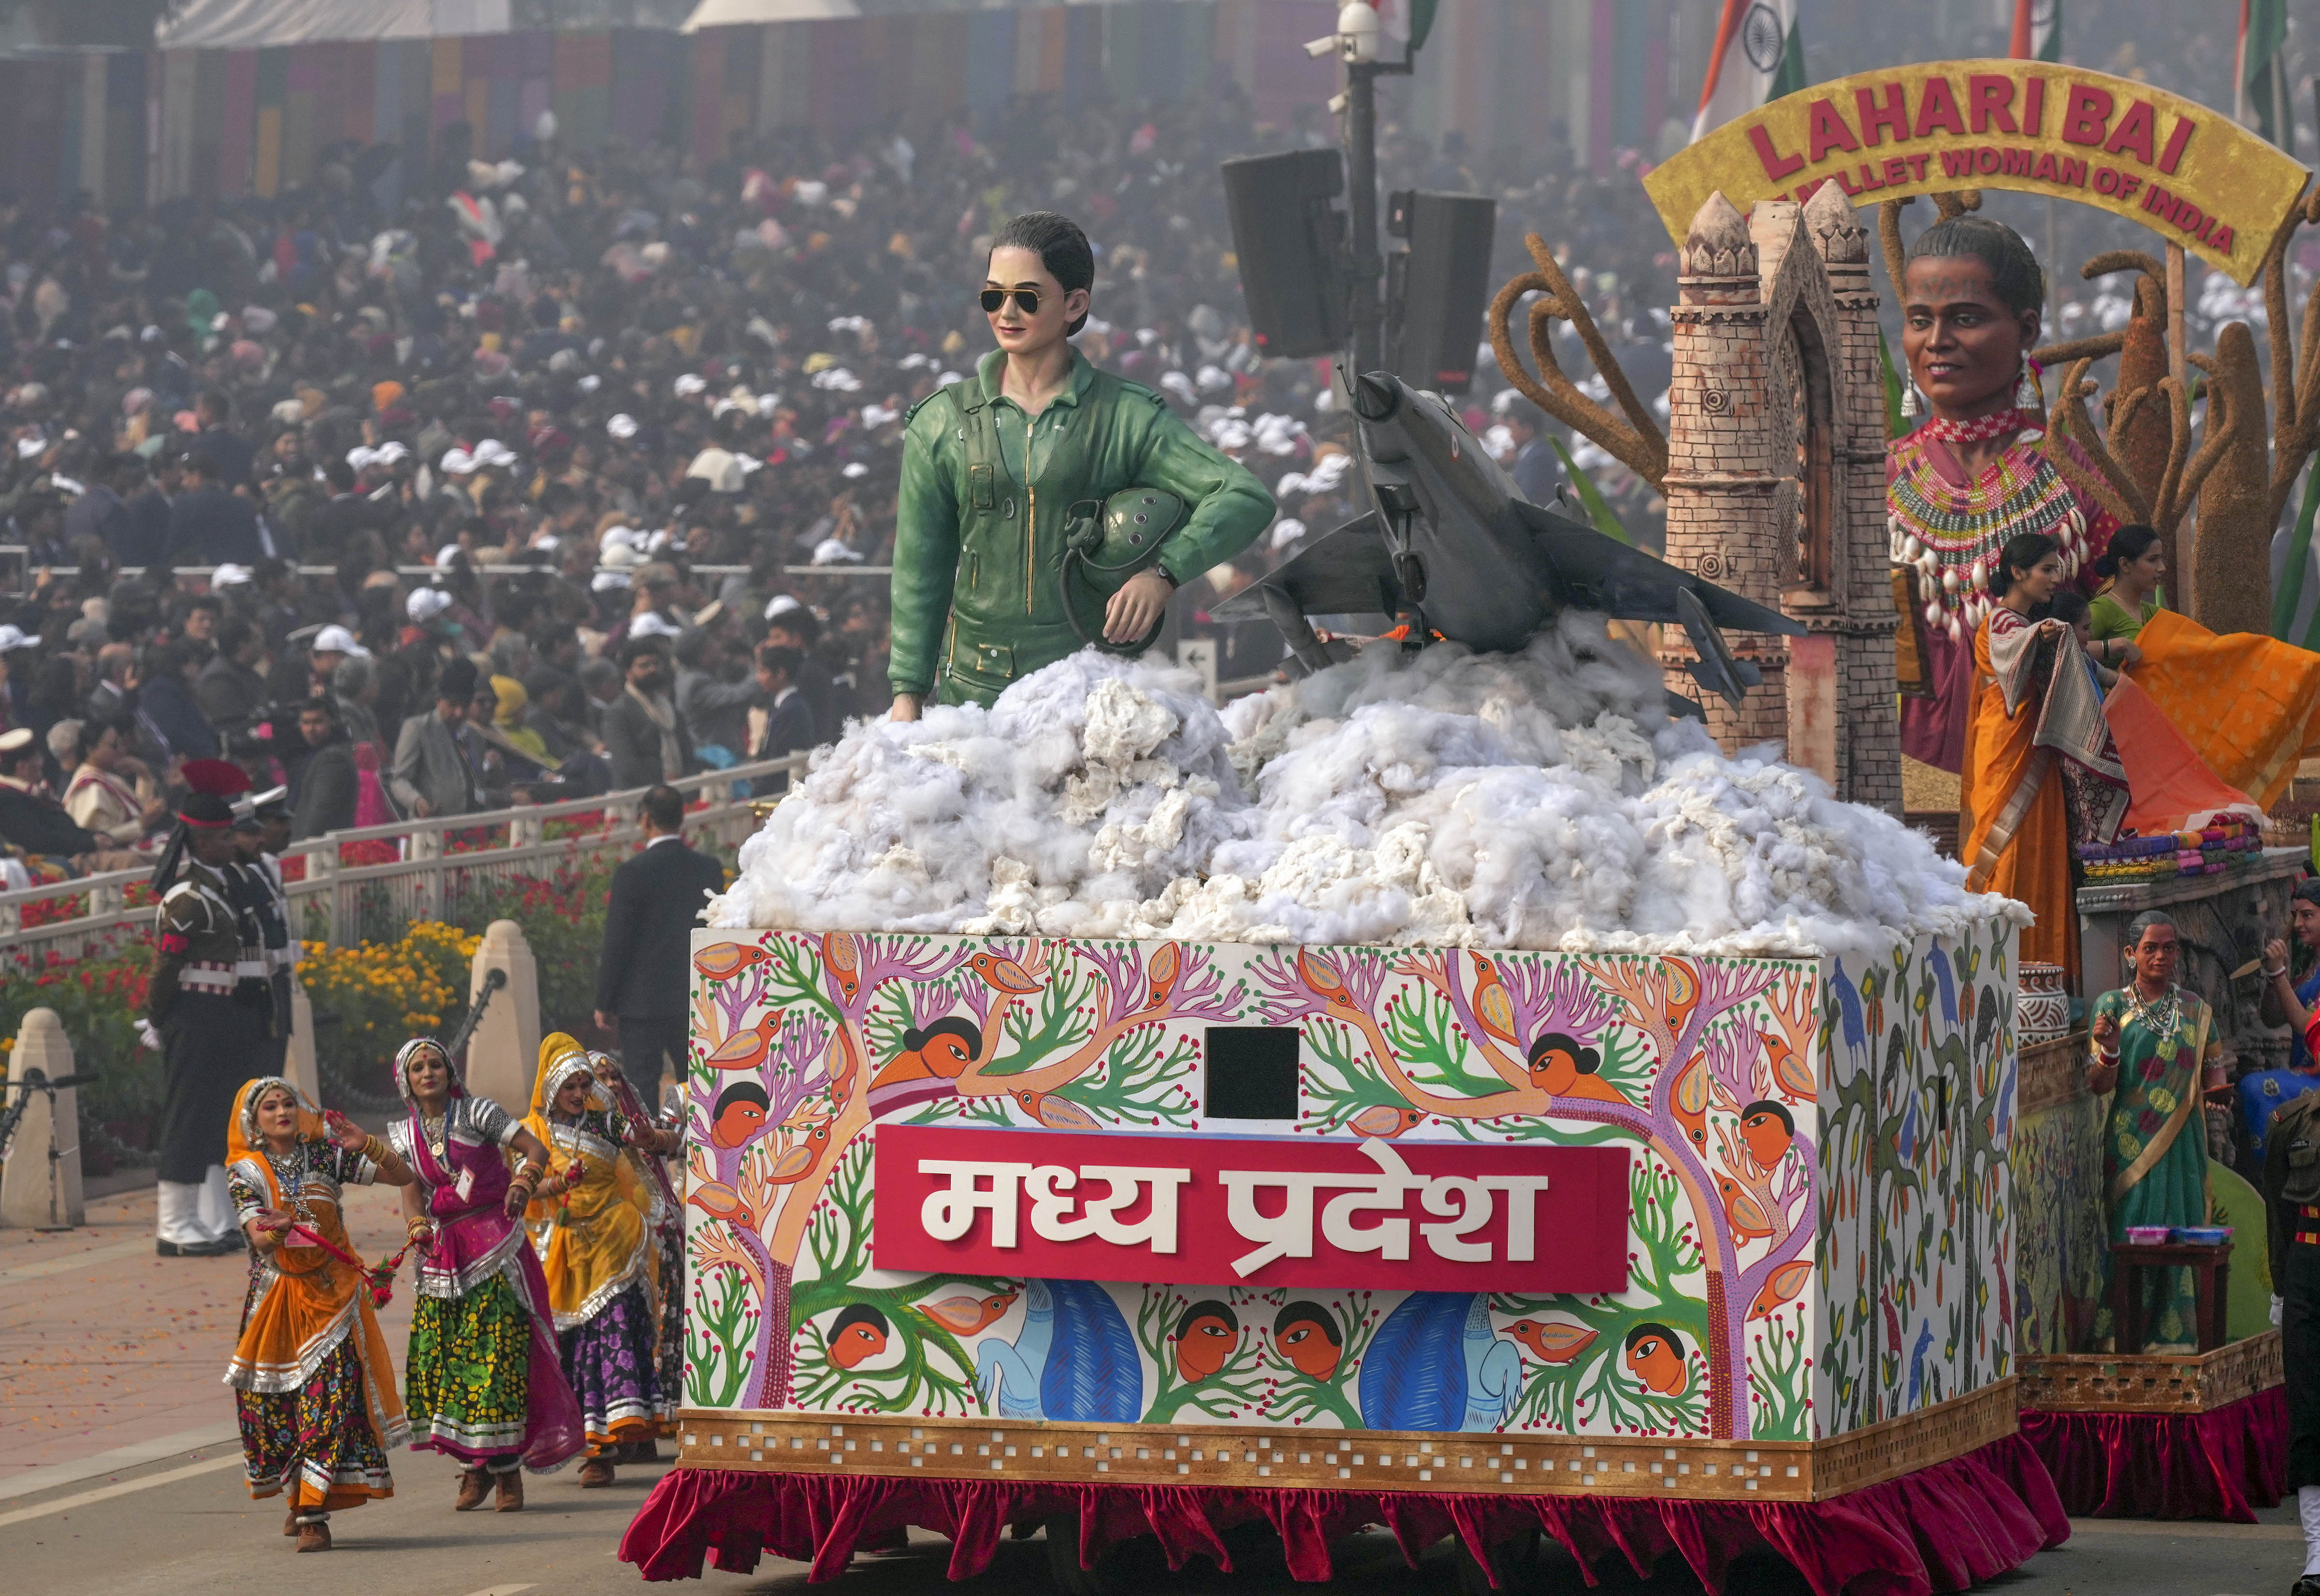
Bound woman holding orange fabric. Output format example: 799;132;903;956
1961;532;2129;988
225;1078;415;1553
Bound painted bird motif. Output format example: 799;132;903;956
765;1119;836;1184
701;1015;784;1073
1715;1174;1775;1242
1662;959;1702;1038
970;951;1043;995
687;1180;748;1221
822;932;863;1005
1461;1295;1522;1431
1469;953;1520;1048
1142;942;1182;1012
1896;1090;1922;1166
694;943;769;982
1294;948;1358;1014
1670;1054;1710;1153
1012;1090;1100;1132
1747;1258;1812;1320
1763;1032;1814;1104
915;1291;1018;1337
1348;1104;1425;1139
826;1026;863;1102
976;1280;1056;1419
1907;1319;1935;1409
1502;1319;1598;1365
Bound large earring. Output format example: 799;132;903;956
1900;379;1920;420
2015;359;2041;411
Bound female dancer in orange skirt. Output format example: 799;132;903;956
224;1078;415;1553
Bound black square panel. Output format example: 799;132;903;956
1203;1026;1301;1121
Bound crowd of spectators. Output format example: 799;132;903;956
0;76;1822;892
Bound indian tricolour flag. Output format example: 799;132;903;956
1690;0;1805;143
2008;0;2061;62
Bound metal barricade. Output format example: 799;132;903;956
0;753;803;965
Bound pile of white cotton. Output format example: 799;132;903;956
709;613;2022;961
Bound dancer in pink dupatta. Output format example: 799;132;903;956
387;1036;584;1511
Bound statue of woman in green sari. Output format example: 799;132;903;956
2088;911;2226;1350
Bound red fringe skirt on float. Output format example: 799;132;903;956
2019;1386;2288;1523
620;1433;2069;1596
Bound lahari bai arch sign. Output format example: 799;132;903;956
1645;60;2311;285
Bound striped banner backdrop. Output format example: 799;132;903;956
0;0;1631;215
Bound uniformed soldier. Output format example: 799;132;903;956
230;786;295;1076
147;784;271;1256
889;210;1274;716
2267;1068;2320;1594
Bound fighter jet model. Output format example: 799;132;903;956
1215;369;1804;708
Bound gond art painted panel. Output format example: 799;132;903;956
682;926;2012;1443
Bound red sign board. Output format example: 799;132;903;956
872;1125;1629;1294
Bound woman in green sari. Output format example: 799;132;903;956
2088;911;2225;1350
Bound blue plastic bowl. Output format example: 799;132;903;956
2170;1226;2232;1245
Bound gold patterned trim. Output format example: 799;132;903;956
2019;1331;2282;1413
672;1380;2014;1505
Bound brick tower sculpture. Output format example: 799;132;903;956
1661;183;1901;812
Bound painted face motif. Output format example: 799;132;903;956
1174;1303;1238;1383
1623;1324;1687;1396
1739;1102;1795;1170
918;1029;976;1076
1272;1302;1342;1380
710;1084;769;1149
827;1305;891;1370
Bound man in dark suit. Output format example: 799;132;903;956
193;391;256;491
166;449;270;566
122;447;181;568
594;785;725;1107
751;643;816;795
290;697;357;839
1502;399;1565;508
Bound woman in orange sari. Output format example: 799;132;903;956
224;1078;416;1553
1962;532;2129;987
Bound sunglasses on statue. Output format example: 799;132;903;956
980;288;1042;316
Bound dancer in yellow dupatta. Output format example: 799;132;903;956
224;1078;415;1553
522;1033;681;1488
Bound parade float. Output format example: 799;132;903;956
1641;59;2314;1522
618;620;2062;1588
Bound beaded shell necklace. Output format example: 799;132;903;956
1888;417;2088;641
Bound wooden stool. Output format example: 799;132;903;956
2108;1240;2232;1353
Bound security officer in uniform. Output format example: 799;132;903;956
889;211;1272;716
2268;1068;2320;1594
146;776;270;1256
230;786;295;1076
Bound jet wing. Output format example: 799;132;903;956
1211;512;1403;623
1513;500;1806;637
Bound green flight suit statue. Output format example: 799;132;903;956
889;212;1274;713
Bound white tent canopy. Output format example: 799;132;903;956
157;0;509;51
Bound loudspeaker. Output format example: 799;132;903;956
1389;190;1497;394
1220;149;1348;360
